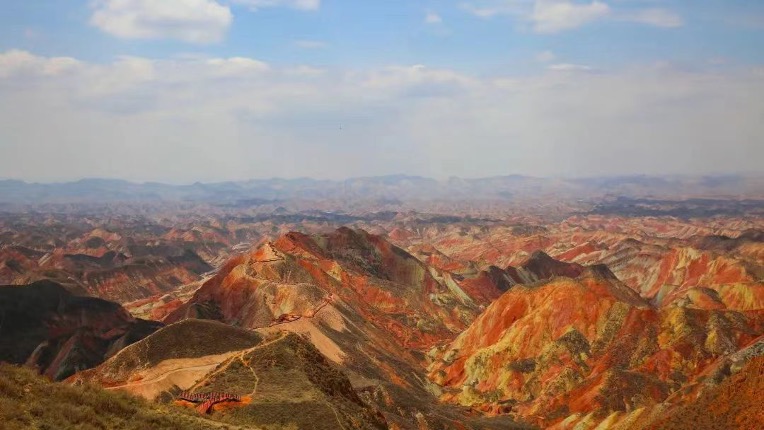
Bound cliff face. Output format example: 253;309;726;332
0;280;161;380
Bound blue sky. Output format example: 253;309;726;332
4;1;764;71
0;1;763;182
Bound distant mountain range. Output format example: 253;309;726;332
1;174;762;205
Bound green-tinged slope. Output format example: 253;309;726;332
188;332;388;430
0;363;249;430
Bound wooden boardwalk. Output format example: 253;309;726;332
177;391;242;414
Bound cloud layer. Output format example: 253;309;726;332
463;0;682;33
0;50;761;182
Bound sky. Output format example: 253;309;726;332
0;0;763;183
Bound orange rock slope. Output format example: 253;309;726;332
168;227;487;348
155;222;764;429
641;355;764;430
392;216;764;312
428;258;764;428
164;228;515;428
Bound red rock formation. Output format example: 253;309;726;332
165;228;501;427
168;228;484;349
638;355;764;429
428;267;764;428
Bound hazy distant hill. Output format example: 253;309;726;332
1;174;763;205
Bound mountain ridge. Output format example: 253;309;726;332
2;174;763;205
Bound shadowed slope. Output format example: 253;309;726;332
69;319;263;400
2;244;213;304
0;281;161;381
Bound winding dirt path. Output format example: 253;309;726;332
104;363;220;392
103;333;290;398
189;331;289;394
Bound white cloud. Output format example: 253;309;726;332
206;57;270;76
90;0;233;44
0;50;81;78
231;0;320;11
547;63;592;71
463;1;682;32
624;8;683;28
294;40;328;49
532;1;610;33
361;65;478;98
0;50;761;182
535;50;556;62
425;11;443;24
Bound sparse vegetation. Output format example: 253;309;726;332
105;319;262;373
0;364;237;430
190;333;387;430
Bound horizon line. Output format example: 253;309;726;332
2;172;762;187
